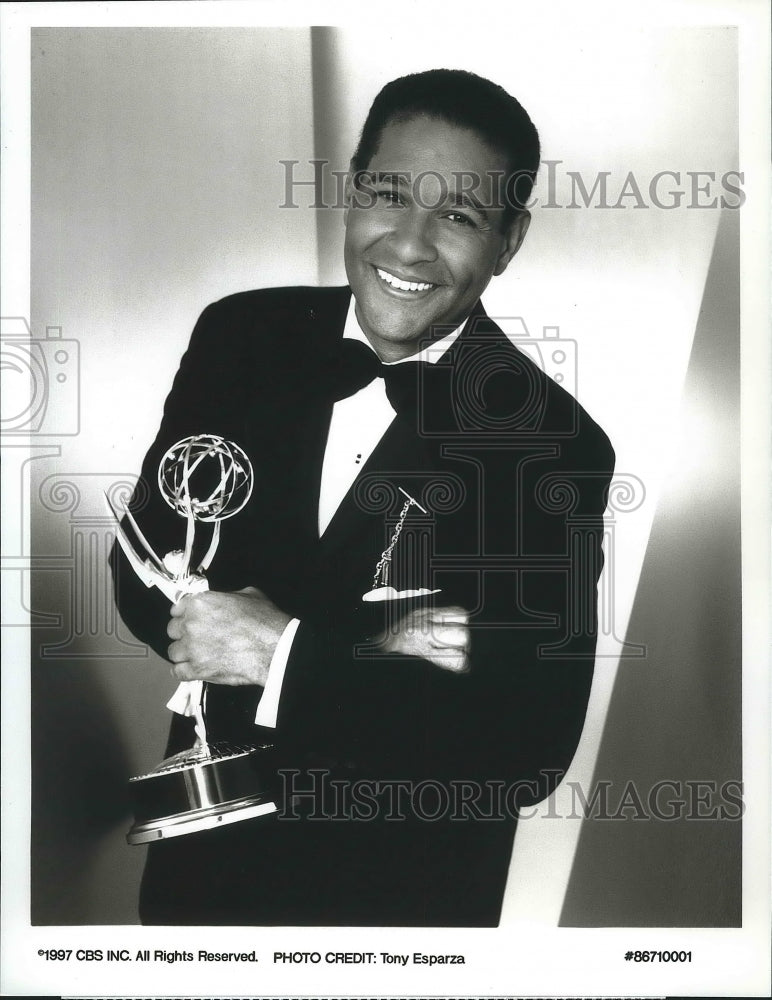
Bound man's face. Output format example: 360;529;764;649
344;114;530;361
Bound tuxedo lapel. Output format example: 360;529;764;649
239;288;351;596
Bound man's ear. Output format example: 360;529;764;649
493;210;531;276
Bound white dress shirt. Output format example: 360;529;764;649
254;298;463;727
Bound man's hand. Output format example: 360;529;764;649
166;586;291;687
375;605;470;674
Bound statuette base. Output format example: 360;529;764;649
126;742;277;845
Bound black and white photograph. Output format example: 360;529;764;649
1;0;769;996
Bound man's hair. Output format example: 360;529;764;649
351;68;541;218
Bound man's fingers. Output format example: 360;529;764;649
400;606;468;632
429;624;470;650
429;607;469;627
427;648;470;674
167;639;188;664
429;607;470;652
166;617;183;640
367;601;471;666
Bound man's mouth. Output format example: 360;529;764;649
375;267;436;293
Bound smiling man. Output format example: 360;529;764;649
112;69;614;926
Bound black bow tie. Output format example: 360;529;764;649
323;338;436;416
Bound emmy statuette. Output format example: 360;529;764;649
107;434;277;845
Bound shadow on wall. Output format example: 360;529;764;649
31;649;142;924
30;543;174;924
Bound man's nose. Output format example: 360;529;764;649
387;208;438;265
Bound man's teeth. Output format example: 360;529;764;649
376;268;434;292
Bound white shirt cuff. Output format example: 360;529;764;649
254;617;301;728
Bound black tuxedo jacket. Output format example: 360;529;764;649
111;286;614;926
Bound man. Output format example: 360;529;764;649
111;68;614;926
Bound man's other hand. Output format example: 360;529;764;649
376;605;470;674
166;586;291;687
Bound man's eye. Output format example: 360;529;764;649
446;211;475;227
376;190;403;206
